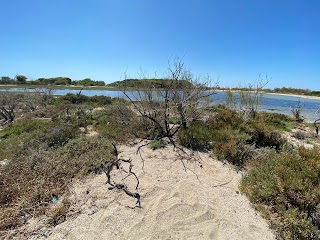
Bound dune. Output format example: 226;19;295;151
30;141;274;240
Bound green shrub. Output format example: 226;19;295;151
178;122;212;150
60;93;89;104
21;105;66;119
52;94;113;106
211;128;252;167
257;112;294;132
89;95;112;105
208;106;244;130
241;147;320;239
150;139;168;150
61;136;115;175
0;118;52;139
94;105;152;142
247;120;286;150
44;124;78;147
0;135;21;160
169;116;179;124
0;119;55;159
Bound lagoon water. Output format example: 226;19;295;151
1;88;320;121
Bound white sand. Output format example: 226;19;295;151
29;141;274;240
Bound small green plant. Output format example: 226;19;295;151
305;139;314;144
150;139;167;150
47;198;71;226
169;116;179;124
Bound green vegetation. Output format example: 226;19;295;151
271;87;320;97
241;147;320;239
107;78;194;89
0;76;105;86
150;139;168;150
178;106;291;167
0;93;128;232
177;103;320;238
1;67;319;239
220;86;320;97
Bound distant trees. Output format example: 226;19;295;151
109;78;193;89
0;76;105;86
0;76;15;84
72;78;105;86
15;75;27;84
273;87;310;95
34;77;72;85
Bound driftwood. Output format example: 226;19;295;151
104;144;141;208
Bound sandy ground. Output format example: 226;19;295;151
263;92;320;100
21;140;275;240
217;89;320;100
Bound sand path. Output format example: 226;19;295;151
33;141;274;240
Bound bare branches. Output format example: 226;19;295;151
291;98;304;122
226;74;270;119
0;91;23;125
105;144;141;208
120;58;218;145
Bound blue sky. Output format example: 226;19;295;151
0;0;319;90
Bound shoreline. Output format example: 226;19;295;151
264;91;320;100
1;85;320;100
217;89;320;100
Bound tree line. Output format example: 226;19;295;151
0;75;105;86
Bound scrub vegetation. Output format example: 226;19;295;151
1;61;320;239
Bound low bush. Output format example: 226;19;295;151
94;105;154;142
246;120;286;150
293;130;308;140
0;136;115;231
150;139;167;150
47;198;71;226
26;105;66;118
61;136;115;174
208;106;244;130
89;95;112;105
211;128;252;167
178;122;212;150
0;118;52;139
44;123;78;147
241;147;320;239
59;93;89;104
260;112;294;132
52;93;113;106
177;107;289;167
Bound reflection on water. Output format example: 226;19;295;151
1;88;320;121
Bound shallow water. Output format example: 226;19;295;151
1;88;320;121
211;92;320;121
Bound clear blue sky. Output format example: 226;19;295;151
0;0;319;90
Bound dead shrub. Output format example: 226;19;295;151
293;130;308;140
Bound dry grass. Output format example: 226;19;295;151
0;136;115;233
